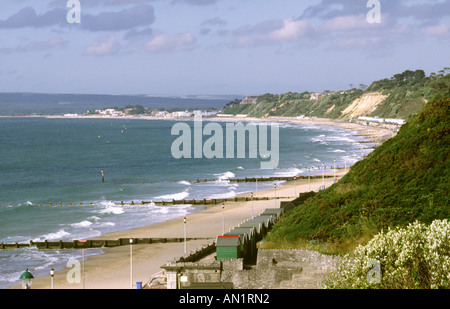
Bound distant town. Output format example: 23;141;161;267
64;96;260;119
78;107;219;118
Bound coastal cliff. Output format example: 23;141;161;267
222;68;449;121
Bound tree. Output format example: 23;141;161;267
127;104;145;115
430;74;450;97
413;70;425;81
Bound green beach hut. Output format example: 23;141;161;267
216;235;242;260
225;227;257;264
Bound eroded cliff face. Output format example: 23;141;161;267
341;92;389;119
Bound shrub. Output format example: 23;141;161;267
324;219;450;289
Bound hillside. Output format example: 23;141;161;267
222;68;450;121
262;95;450;252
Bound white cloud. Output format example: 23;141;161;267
268;19;311;41
84;35;120;56
321;15;370;32
145;33;195;52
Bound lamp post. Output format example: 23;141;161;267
322;163;325;190
221;203;225;235
183;217;187;255
50;268;54;289
19;269;34;289
294;176;296;198
129;238;133;289
82;249;85;289
274;183;277;207
251;192;254;219
334;159;336;182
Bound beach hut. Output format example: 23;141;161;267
216;235;242;260
239;220;265;241
225;227;257;264
251;215;274;230
260;208;284;221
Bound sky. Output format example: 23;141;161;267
0;0;449;96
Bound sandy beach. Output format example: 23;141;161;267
9;169;346;289
7;116;391;289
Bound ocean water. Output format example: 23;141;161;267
0;117;374;288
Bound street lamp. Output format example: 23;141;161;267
274;183;277;207
183;217;187;254
222;203;225;235
334;159;336;182
251;192;254;219
322;163;325;190
50;268;54;289
308;167;311;191
129;238;133;289
19;269;34;289
294;176;296;198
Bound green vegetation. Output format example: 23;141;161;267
262;95;450;253
324;220;450;289
222;68;450;120
245;68;450;289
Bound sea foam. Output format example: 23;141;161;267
155;189;190;201
178;180;191;186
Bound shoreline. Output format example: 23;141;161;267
8;170;345;289
6;115;390;289
1;113;395;143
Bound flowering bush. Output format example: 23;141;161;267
325;220;450;289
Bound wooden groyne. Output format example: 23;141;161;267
228;175;334;183
116;196;292;206
4;196;295;208
107;166;345;184
0;237;211;250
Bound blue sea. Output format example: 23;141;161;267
0;116;374;288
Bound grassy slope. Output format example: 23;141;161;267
263;96;450;252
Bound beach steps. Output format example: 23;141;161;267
0;237;212;250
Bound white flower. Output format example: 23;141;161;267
325;219;450;289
